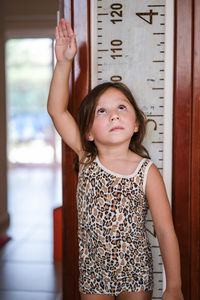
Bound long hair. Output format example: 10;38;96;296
75;82;150;172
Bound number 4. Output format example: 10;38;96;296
136;9;158;24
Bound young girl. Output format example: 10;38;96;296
48;19;184;300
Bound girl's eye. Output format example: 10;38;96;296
97;108;106;115
118;105;126;111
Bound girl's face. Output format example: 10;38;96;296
87;88;139;149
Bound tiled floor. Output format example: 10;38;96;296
0;167;62;300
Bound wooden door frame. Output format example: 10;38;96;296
60;0;200;299
191;0;200;297
59;0;91;299
173;0;200;299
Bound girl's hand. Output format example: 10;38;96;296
55;19;77;62
162;288;184;300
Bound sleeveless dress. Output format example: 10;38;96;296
76;156;154;296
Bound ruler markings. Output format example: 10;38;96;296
153;33;165;35
146;115;164;117
153;271;163;274
93;1;167;298
148;5;165;7
98;49;109;52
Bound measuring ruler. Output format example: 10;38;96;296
90;0;174;298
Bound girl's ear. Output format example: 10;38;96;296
134;121;139;133
86;132;94;141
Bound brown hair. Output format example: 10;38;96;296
75;82;150;172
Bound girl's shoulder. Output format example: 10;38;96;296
78;153;97;175
128;151;153;178
128;152;152;169
145;162;166;196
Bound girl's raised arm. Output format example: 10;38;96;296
47;19;83;158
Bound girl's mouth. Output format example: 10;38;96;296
109;126;124;132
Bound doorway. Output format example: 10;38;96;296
0;38;62;299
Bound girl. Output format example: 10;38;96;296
47;19;184;300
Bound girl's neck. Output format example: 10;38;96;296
97;148;142;164
96;148;143;175
97;144;130;161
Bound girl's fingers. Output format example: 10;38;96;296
58;26;64;38
58;19;74;37
61;20;68;38
55;19;77;54
57;18;67;38
65;22;76;48
66;22;74;37
55;27;59;40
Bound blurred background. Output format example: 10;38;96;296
6;38;61;166
0;1;62;299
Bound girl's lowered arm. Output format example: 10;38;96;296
47;19;83;157
146;164;184;300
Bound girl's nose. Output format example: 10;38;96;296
110;110;119;121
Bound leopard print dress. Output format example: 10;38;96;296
76;156;154;296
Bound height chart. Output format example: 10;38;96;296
90;1;173;298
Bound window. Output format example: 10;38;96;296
6;38;61;165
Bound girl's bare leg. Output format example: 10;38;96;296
116;291;152;300
81;294;115;300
